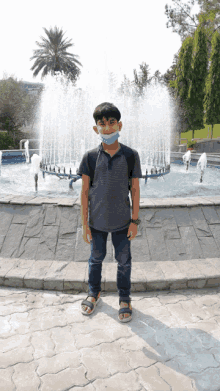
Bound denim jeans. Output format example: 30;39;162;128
88;226;132;304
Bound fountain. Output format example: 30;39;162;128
31;71;173;190
183;150;207;182
0;71;217;198
197;153;207;183
183;150;191;172
24;140;30;164
30;154;42;191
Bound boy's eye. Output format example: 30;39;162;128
99;120;115;125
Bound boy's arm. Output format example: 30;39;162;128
81;174;90;226
131;178;140;220
81;192;89;226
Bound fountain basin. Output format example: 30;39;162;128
0;150;26;165
0;150;220;199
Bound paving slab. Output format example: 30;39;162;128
0;194;19;203
0;257;220;294
0;286;220;390
201;196;220;205
9;196;39;204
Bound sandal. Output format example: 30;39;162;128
81;292;101;315
118;300;132;323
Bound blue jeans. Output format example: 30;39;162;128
88;226;132;304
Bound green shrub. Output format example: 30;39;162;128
187;140;197;148
0;132;15;150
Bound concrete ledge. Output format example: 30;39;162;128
0;194;79;206
1;257;220;293
1;194;220;208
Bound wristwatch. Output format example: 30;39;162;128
131;218;141;226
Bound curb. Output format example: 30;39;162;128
0;257;220;293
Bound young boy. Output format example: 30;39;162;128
78;102;142;322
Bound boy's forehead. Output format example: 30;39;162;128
98;117;116;122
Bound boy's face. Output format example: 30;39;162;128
93;117;122;135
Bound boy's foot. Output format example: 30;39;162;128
119;301;132;321
81;292;101;314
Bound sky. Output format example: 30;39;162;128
1;0;201;88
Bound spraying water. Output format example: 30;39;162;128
183;150;207;182
30;154;42;191
36;71;172;174
183;150;192;172
24;140;30;164
0;70;210;194
197;152;207;182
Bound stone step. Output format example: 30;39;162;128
0;257;220;293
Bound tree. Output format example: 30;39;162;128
175;37;194;102
173;36;196;135
132;62;166;97
204;29;220;138
185;18;209;139
156;45;191;144
0;74;41;147
108;72;118;95
161;2;218;144
196;5;220;60
197;0;220;30
0;132;14;150
165;0;220;83
162;49;181;101
133;62;153;96
163;6;219;141
166;38;196;143
117;74;133;96
30;26;82;85
164;0;220;46
0;75;27;145
165;0;199;42
21;84;44;132
150;70;166;85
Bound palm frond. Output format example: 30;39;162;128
30;26;82;81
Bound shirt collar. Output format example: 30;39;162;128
100;142;122;155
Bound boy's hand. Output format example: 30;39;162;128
83;223;92;244
127;223;138;241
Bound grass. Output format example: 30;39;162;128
181;123;220;143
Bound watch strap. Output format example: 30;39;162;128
131;218;141;225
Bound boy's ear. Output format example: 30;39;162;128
118;121;122;131
93;125;98;134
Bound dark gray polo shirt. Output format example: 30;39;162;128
78;142;142;232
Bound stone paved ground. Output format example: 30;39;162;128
1;287;220;391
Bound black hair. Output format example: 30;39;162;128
93;102;121;124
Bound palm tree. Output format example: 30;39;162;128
30;26;82;84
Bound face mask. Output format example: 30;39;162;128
97;127;120;145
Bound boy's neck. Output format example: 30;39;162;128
102;140;119;151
